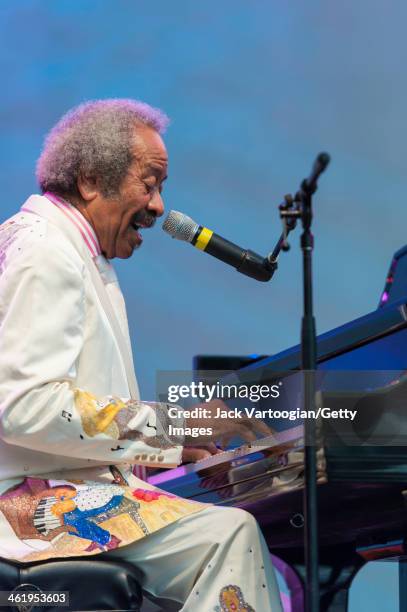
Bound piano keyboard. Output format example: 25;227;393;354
33;496;62;535
149;424;304;486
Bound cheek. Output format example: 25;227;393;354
121;200;150;230
102;210;129;237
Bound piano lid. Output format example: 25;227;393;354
235;295;407;374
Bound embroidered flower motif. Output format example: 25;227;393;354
131;488;175;502
218;585;255;612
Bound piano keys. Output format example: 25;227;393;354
33;496;62;536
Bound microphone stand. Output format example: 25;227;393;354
276;153;330;612
266;194;299;272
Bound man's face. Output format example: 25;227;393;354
79;125;168;259
53;487;76;500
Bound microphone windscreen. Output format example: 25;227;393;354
162;210;199;243
317;152;330;171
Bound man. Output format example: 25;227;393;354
0;99;282;611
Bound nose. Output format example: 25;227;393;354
147;191;164;218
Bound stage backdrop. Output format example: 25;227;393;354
1;2;406;609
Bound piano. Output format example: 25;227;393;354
149;294;407;611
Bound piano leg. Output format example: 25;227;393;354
271;546;365;611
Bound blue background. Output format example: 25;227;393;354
1;1;406;608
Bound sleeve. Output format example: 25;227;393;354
0;237;184;467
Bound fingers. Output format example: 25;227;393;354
235;426;258;443
250;418;274;437
215;428;253;447
196;442;220;455
181;447;212;463
219;433;233;448
215;420;268;446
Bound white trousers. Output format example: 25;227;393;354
105;505;282;612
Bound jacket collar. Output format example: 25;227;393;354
21;194;117;284
21;194;91;259
43;192;101;257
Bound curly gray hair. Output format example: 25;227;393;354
36;98;170;198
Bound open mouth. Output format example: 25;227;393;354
131;215;156;239
131;223;143;248
129;212;157;251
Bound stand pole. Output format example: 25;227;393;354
301;218;319;612
279;153;330;612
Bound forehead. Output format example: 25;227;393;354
52;487;75;498
131;125;168;172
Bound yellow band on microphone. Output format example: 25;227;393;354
195;227;213;250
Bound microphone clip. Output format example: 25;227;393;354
278;194;301;252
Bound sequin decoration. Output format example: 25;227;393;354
132;489;175;502
216;585;255;612
0;219;30;272
0;477;206;563
74;389;176;448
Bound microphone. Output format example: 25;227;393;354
301;152;330;195
162;210;274;282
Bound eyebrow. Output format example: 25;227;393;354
145;167;168;181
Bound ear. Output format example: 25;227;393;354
77;171;99;202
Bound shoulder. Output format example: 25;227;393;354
0;211;85;281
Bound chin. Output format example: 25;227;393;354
117;243;140;259
115;250;132;260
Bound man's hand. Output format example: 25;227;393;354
185;400;273;447
181;442;221;464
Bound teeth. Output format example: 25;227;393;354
132;220;152;231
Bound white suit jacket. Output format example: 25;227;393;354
0;195;183;482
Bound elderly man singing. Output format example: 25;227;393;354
0;99;282;611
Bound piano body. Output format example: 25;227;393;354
149;295;407;611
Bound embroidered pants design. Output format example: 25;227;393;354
63;495;123;545
105;505;282;612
